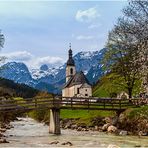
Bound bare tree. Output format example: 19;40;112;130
122;0;148;95
103;23;142;98
0;30;5;67
0;30;4;49
103;0;148;98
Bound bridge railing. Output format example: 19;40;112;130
0;97;53;112
0;96;147;112
52;96;137;110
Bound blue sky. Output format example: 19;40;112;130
0;0;127;69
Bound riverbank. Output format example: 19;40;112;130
1;105;147;146
1;117;148;147
0;110;19;144
60;106;148;136
28;105;148;136
0;122;13;143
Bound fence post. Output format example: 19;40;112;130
112;99;114;109
35;98;37;109
53;95;55;108
104;99;105;109
71;97;72;108
119;99;121;109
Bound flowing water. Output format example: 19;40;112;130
1;117;148;148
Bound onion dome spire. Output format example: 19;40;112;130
67;43;75;66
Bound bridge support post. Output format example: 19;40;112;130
49;108;61;135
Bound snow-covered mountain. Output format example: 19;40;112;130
86;48;107;84
31;65;59;80
0;62;36;86
0;48;106;94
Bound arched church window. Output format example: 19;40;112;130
70;68;73;75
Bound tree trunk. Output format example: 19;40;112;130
128;87;132;99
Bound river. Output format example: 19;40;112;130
1;117;148;147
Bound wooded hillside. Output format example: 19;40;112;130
0;77;40;98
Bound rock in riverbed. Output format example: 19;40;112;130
0;138;9;143
102;123;111;131
77;127;82;131
0;132;3;137
107;125;118;133
119;130;128;136
49;141;59;145
61;141;73;146
138;131;147;136
0;128;6;133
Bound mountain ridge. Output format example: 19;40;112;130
0;48;106;93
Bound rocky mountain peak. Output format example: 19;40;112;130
40;64;49;71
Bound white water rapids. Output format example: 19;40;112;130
1;117;148;147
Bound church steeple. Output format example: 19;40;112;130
67;43;75;66
66;43;76;82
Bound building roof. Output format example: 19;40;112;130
63;71;91;88
80;83;91;88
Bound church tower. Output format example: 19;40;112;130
66;44;76;82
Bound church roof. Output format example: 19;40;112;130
63;71;91;88
80;83;91;88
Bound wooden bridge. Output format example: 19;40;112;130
0;96;147;134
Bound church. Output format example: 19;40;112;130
62;45;92;98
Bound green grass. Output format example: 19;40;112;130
27;109;116;125
61;109;116;126
126;105;148;119
61;109;115;119
93;85;109;97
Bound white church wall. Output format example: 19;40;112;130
62;84;92;98
80;87;92;97
62;88;68;97
69;86;75;97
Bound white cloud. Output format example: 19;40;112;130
75;7;100;23
88;23;101;29
32;56;64;69
76;35;94;40
1;51;64;69
1;51;33;61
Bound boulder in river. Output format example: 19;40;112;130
102;123;111;131
49;141;59;145
77;127;82;131
0;138;9;143
6;124;13;129
107;125;118;133
61;141;73;146
138;131;147;136
0;133;3;137
0;128;6;133
71;124;77;130
119;130;128;136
